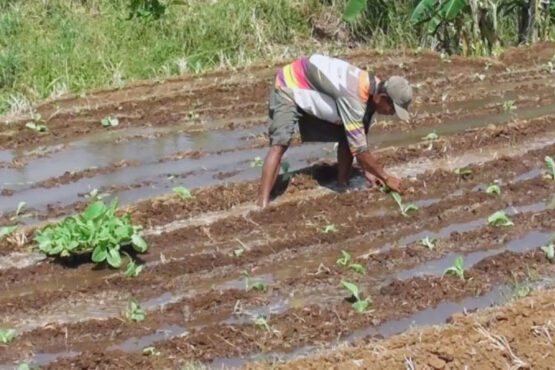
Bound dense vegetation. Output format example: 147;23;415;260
1;0;553;115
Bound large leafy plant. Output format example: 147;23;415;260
34;199;147;268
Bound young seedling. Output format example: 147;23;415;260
454;167;473;178
101;116;119;127
142;346;160;356
336;250;352;267
472;73;486;81
322;224;337;233
124;259;143;278
85;188;110;200
25;122;48;133
486;184;501;195
253;316;271;332
242;271;267;292
390;192;419;217
488;211;514;227
349;263;366;275
0;329;16;344
250;156;263;167
126;301;146;322
419;236;437;250
232;247;245;257
173;186;192;200
540;243;554;262
341;280;371;313
502;100;517;112
15;201;26;217
544;156;555;180
443;256;465;280
422;132;439;141
0;226;17;240
17;364;31;370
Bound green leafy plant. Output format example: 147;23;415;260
488;211;514;227
422;132;439;141
502;100;517;112
17;364;31;370
142;346;160;356
0;226;17;240
486;184;501;195
336;251;365;275
253;316;271;332
25;121;48;132
34;199;148;268
349;263;366;275
390;192;419;217
454;167;473;177
242;271;267;292
341;280;371;313
101;116;119;127
124;259;143;278
343;0;366;22
419;236;437;250
545;156;555;180
250;156;263;168
0;329;16;344
540;243;554;262
322;224;337;233
443;256;465;280
173;186;192;200
126;301;146;322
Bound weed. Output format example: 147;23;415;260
419;236;437;250
322;224;338;233
142;346;160;356
540;242;554;262
443;256;465;280
421;132;439;141
488;211;514;227
486;184;501;195
250;156;263;168
0;329;15;344
35;199;148;268
253;316;271;332
101;116;119;128
173;186;192;200
341;280;371;313
545;156;555;180
510;273;533;299
390;192;419;217
502;100;517;112
124;259;143;278
0;225;17;240
454;167;473;178
126;301;146;322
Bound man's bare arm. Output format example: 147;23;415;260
355;151;402;192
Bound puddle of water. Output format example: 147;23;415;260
111;324;186;352
0;252;45;271
394;231;553;280
513;168;541;182
224;296;290;326
217;274;275;291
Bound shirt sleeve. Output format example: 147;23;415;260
336;96;368;155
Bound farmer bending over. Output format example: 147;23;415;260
258;54;413;208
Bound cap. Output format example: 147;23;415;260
384;76;412;121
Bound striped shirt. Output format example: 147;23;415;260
275;54;377;154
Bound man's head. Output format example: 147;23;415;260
372;76;412;121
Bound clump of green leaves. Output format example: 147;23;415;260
454;167;473;178
0;226;17;240
540;242;554;262
34;199;148;268
390;192;418;217
124;259;144;278
544;156;555;180
443;256;465;280
250;156;263;167
101;116;119;128
322;224;338;233
126;301;146;322
422;132;439;141
341;281;371;313
173;186;192;200
419;236;437;250
0;329;16;344
486;184;501;195
487;211;514;227
336;251;366;275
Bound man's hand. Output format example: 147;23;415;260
384;175;402;193
364;171;384;187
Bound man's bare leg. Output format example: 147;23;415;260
258;145;288;208
337;140;353;187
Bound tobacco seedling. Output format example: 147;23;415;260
341;280;371;313
540;243;554;262
486;184;501;195
242;271;267;292
349;263;366;275
124;259;143;278
250;156;263;167
419;236;437;250
443;256;465;280
0;226;17;240
173;186;192;200
336;250;352;267
25;122;48;133
15;201;26;216
17;364;31;370
488;211;514;227
0;329;16;344
253;316;271;332
101;116;119;127
502;100;517;112
390;192;418;217
322;224;337;233
454;167;473;178
142;346;160;356
85;188;110;200
545;156;555;180
472;73;486;81
126;301;146;322
422;132;439;141
232;247;245;257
